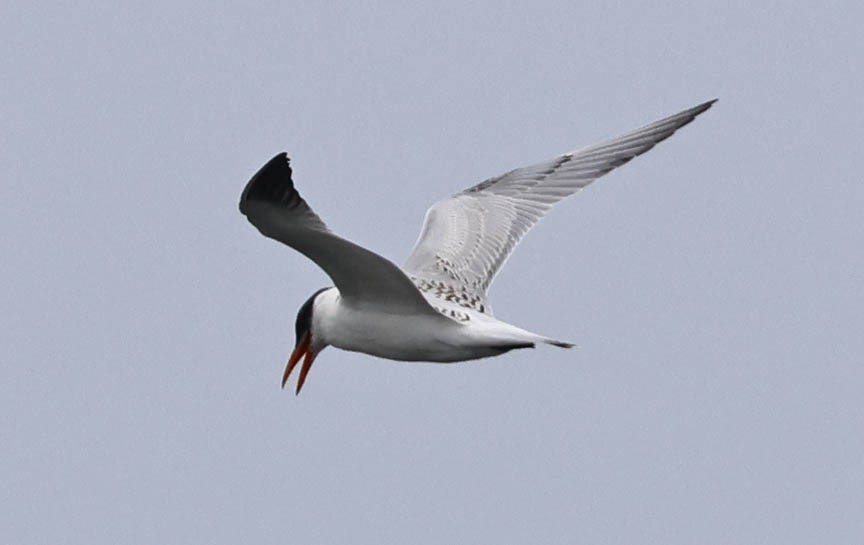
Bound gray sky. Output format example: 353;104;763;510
3;2;863;544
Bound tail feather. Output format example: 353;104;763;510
543;338;576;349
485;322;576;351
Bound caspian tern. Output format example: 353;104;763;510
240;99;715;394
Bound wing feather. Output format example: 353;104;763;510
241;153;435;314
403;100;716;312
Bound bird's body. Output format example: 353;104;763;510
240;99;716;393
310;286;562;363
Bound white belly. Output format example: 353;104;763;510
313;290;537;362
323;306;485;361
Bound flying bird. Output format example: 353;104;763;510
240;99;716;394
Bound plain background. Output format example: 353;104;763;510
3;2;863;544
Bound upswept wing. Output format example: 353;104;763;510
240;153;434;314
403;100;716;313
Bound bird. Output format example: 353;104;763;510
240;99;716;394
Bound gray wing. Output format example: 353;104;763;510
241;153;436;314
403;100;716;313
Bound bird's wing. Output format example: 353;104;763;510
403;100;716;313
240;153;436;314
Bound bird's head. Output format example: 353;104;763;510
282;287;330;394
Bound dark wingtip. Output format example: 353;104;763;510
694;98;718;114
239;152;295;214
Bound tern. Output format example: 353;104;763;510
241;99;715;393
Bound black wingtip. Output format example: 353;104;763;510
239;153;296;214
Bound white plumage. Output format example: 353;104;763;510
240;99;716;393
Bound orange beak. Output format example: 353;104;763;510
282;332;317;395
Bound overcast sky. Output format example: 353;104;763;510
3;2;863;544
